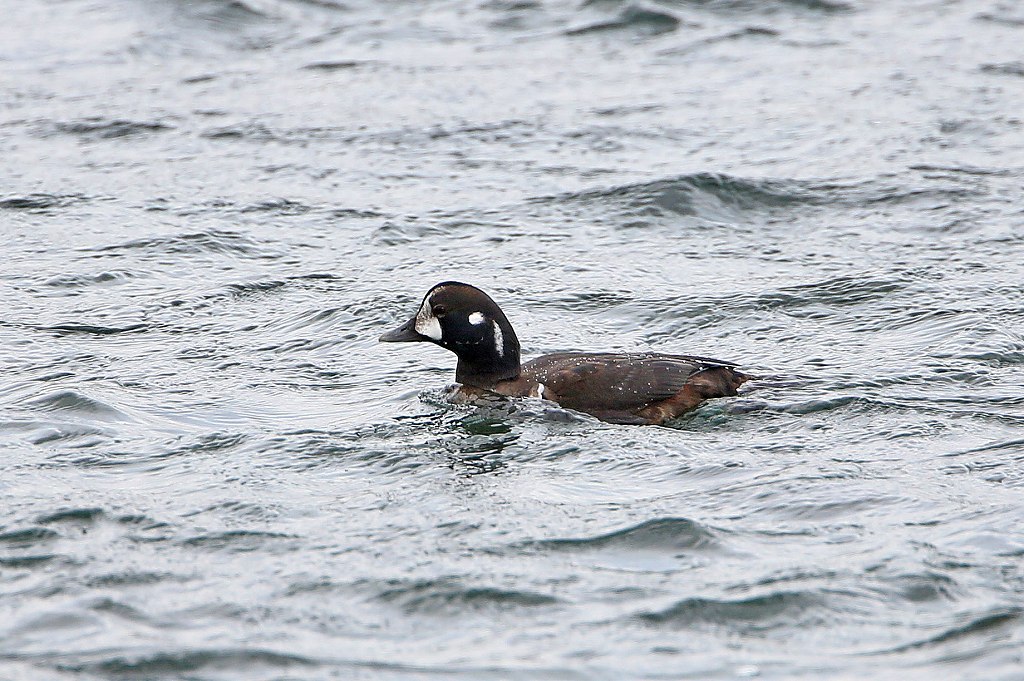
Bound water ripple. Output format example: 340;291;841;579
376;578;561;615
53;648;318;677
87;230;282;259
634;590;823;630
0;193;86;211
523;517;720;553
566;6;684;37
50;118;174;140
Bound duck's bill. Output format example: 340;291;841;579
379;316;428;342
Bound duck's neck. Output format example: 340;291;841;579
456;357;520;388
453;323;521;389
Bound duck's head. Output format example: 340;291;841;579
380;281;521;386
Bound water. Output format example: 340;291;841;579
2;0;1024;678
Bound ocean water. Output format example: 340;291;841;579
2;0;1024;679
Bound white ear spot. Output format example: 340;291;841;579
492;320;504;357
468;311;486;325
414;298;443;341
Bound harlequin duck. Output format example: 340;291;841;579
380;282;749;425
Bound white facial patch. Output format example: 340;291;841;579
492;320;504;357
414;297;442;341
468;311;486;325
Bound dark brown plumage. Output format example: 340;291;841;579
380;282;749;425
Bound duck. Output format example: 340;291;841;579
379;281;749;425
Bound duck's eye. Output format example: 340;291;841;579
431;304;447;318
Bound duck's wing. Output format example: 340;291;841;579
521;352;744;415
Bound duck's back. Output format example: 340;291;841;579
519;352;748;424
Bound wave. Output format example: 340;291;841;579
871;608;1022;654
375;577;560;615
55;648;317;677
517;170;993;241
88;229;282;260
50;118;173;140
667;0;852;14
979;61;1024;77
567;6;683;37
535;172;824;217
23;390;134;421
41;270;141;289
634;590;822;629
0;193;86;211
181;530;301;553
41;323;148;336
521;517;720;552
36;507;106;525
535;172;984;224
0;527;61;546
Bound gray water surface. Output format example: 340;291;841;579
2;0;1024;679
